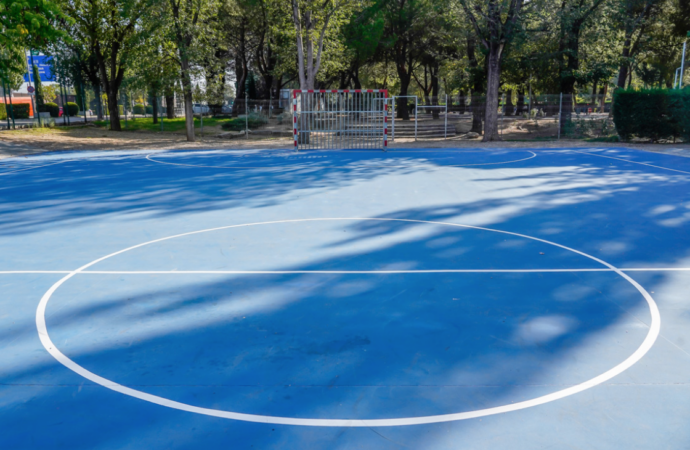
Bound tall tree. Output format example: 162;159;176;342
166;0;218;141
61;0;156;131
459;0;528;141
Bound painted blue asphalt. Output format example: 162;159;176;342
1;147;690;448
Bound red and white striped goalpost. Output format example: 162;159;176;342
292;89;389;151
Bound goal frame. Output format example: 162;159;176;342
292;89;389;151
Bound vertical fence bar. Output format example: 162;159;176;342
245;96;248;139
292;91;297;151
392;96;395;141
414;96;418;141
384;92;388;150
444;94;448;139
558;92;563;140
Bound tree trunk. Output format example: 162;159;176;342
504;89;514;115
166;94;175;119
431;63;440;120
467;37;484;134
397;71;412;120
483;45;502;141
105;88;121;131
151;92;159;124
180;57;195;142
95;84;104;120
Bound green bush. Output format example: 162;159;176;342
146;105;153;114
119;105;124;116
0;103;6;120
65;102;79;116
42;102;60;117
613;89;689;142
133;103;145;114
221;113;268;131
8;104;31;119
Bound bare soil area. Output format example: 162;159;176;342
1;123;689;160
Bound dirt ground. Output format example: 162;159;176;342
1;123;689;160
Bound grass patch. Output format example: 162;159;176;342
94;117;231;132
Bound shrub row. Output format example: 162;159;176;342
0;103;31;119
221;113;268;131
613;88;690;142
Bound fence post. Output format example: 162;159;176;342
444;94;448;139
200;105;203;136
558;93;563;140
681;41;687;88
81;82;87;124
160;97;164;131
2;79;11;130
413;96;416;141
245;96;248;139
392;96;395;141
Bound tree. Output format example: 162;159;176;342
290;0;352;89
166;0;219;141
61;0;157;131
459;0;528;141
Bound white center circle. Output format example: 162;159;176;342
35;218;660;427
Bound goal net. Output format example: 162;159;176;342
292;90;389;151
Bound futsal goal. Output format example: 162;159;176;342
292;90;389;151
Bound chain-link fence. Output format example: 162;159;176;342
386;94;615;142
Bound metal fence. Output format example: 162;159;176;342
385;94;615;142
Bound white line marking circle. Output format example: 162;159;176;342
146;150;537;170
36;218;660;427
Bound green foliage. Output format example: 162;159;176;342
613;89;690;142
65;102;79;116
42;102;60;117
221;113;268;131
0;103;6;120
94;116;231;132
32;64;45;109
133;103;146;114
7;103;30;119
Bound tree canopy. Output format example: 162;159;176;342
3;0;688;139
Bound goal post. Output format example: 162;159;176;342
292;89;389;151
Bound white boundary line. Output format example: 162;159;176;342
572;150;690;175
5;267;690;275
35;218;660;427
145;151;537;170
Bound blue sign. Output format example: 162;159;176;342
23;55;55;83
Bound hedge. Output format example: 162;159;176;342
0;104;5;120
613;88;690;142
221;113;268;131
65;102;79;116
133;104;145;114
42;102;60;117
8;104;31;119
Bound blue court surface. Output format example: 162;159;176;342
1;147;689;449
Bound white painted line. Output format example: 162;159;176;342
36;218;661;427
572;150;690;175
67;268;614;274
145;151;536;170
6;267;690;275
